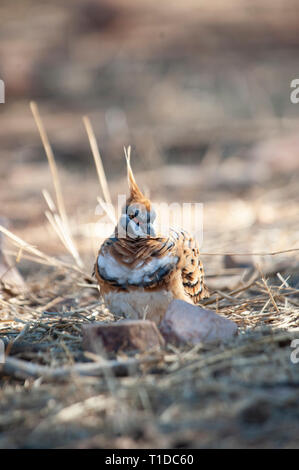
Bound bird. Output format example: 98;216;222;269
94;151;209;324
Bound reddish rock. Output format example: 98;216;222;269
160;300;238;345
82;319;165;354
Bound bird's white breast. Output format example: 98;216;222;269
97;252;178;286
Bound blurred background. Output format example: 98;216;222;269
0;0;299;272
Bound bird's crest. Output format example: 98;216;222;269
124;146;149;208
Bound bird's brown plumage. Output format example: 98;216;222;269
94;153;209;323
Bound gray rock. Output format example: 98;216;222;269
160;299;238;345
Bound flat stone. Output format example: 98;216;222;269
82;319;165;354
159;299;238;345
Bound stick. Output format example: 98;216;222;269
0;224;90;278
0;355;159;382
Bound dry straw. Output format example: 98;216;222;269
83;115;112;206
30;101;83;269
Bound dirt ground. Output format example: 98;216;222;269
0;0;299;448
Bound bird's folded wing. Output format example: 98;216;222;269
178;230;209;301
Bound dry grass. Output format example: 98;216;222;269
0;105;298;448
0;261;298;447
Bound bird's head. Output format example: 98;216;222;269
119;148;157;239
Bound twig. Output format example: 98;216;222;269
203;275;258;306
40;395;116;425
258;267;280;314
201;248;299;256
0;355;159;382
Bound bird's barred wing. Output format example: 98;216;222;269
176;229;209;302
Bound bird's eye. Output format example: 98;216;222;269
129;209;139;219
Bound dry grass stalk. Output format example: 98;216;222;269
201;248;299;256
83;115;112;206
0;223;89;278
162;330;299;385
30;102;83;269
1;354;161;382
257;266;280;314
43;190;83;268
96;197;117;226
30;101;68;227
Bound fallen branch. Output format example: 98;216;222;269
0;355;160;382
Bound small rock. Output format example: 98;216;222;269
82;319;165;354
160;299;238;345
